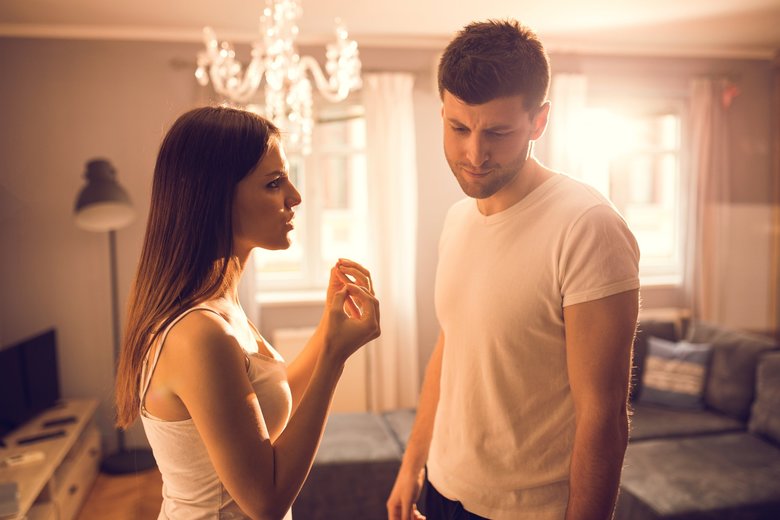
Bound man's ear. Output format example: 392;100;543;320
531;101;551;140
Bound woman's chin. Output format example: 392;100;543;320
272;238;293;250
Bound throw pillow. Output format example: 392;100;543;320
688;321;778;420
631;320;679;402
638;336;713;409
748;352;780;446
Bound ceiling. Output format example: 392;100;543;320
1;0;779;59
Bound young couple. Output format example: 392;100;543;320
116;18;639;520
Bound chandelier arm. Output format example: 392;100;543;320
206;59;264;105
206;62;229;96
233;58;266;102
298;55;351;103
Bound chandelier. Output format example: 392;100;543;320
195;0;362;154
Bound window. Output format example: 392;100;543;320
254;104;369;298
573;100;685;285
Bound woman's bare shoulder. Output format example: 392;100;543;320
162;309;246;371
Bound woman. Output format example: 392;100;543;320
114;106;380;519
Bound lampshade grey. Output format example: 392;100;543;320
74;159;135;232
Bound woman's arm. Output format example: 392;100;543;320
168;279;379;519
285;259;373;414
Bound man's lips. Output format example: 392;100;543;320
462;167;492;176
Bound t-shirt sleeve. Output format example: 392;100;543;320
559;203;640;307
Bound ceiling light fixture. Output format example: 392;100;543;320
195;0;362;155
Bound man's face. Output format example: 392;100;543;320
441;91;546;200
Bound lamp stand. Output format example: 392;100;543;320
100;229;156;475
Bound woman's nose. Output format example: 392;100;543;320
286;184;302;208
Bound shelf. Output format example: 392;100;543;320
0;399;100;520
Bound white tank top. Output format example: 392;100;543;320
140;305;293;519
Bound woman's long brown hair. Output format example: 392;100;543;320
115;106;279;429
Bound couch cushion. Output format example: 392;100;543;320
632;320;679;401
616;432;780;519
313;412;401;463
749;352;780;446
637;337;713;409
687;321;778;421
293;413;402;520
382;408;416;450
629;402;744;441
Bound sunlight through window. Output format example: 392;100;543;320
574;105;684;285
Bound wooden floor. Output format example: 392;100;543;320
77;468;163;520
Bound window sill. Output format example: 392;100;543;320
639;274;682;288
256;289;326;307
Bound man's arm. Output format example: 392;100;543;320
387;330;445;520
563;289;639;520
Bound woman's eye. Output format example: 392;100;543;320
267;179;281;189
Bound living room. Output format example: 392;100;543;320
0;1;779;519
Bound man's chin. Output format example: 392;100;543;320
455;177;498;199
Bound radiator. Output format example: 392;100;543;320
272;327;368;413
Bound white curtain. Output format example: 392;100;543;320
547;73;588;179
685;78;733;322
362;73;420;411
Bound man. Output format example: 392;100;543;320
387;19;640;520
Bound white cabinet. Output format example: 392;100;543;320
0;400;100;520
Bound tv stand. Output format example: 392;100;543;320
0;399;100;520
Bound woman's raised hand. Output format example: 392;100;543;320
319;259;380;365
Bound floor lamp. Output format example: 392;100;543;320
74;158;156;474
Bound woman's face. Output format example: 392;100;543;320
232;138;302;254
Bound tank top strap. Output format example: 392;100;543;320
139;305;224;408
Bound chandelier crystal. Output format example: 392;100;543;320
195;0;362;154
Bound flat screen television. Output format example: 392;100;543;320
0;329;61;437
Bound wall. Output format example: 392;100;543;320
0;37;205;448
0;36;776;452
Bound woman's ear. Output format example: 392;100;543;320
531;101;551;140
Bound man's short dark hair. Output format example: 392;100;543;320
438;19;550;110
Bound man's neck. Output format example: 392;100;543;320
476;157;554;216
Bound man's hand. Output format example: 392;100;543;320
387;467;426;520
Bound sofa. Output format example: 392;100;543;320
615;319;780;519
293;320;780;519
292;409;412;519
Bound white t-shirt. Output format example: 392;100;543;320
428;173;640;519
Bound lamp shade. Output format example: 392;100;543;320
74;159;135;232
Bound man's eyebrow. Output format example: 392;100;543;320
484;124;514;132
445;118;514;132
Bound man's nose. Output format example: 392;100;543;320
465;135;489;167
